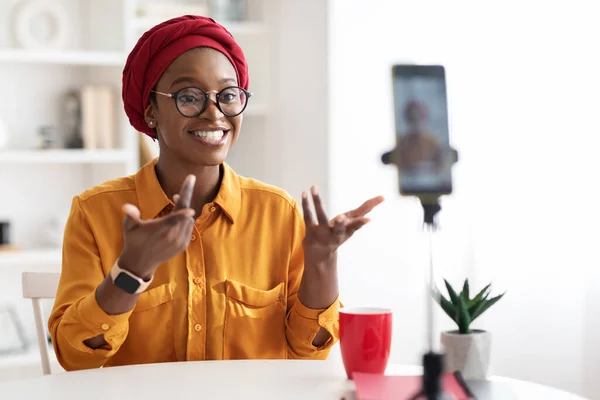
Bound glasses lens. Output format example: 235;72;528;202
176;88;206;117
218;87;247;116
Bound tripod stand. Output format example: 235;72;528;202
381;138;460;399
408;202;453;400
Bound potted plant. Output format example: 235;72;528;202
434;279;505;380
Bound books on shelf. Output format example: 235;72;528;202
80;85;117;150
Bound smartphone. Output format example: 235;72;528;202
391;64;453;196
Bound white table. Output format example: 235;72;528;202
0;359;587;400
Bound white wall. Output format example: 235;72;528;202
263;0;330;203
327;0;599;398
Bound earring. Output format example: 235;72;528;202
148;120;155;127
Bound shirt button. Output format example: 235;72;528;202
210;206;216;212
193;277;202;285
101;324;110;331
194;323;202;332
190;233;197;241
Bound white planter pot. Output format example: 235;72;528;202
440;330;491;380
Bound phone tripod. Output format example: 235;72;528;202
408;202;453;400
381;142;459;399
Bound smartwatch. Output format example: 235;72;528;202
110;261;153;295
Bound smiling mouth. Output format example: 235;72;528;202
187;130;229;146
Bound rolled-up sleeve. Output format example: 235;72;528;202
48;196;131;371
285;201;341;359
286;295;340;358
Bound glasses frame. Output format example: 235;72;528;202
152;86;253;118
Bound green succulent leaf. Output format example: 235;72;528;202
469;297;487;320
468;283;491;310
469;293;489;314
444;279;471;332
438;279;505;333
432;286;456;322
457;294;471;334
444;279;461;306
461;279;470;303
471;292;506;322
440;294;456;322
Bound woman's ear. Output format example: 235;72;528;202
144;103;157;129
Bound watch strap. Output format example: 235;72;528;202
110;261;153;294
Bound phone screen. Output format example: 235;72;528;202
392;64;452;196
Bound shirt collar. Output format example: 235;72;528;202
134;159;241;223
213;162;241;224
135;159;172;221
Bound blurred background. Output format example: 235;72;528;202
0;0;599;398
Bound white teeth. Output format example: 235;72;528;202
191;130;224;141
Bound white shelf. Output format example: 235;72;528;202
0;248;61;269
0;149;131;164
0;49;126;67
133;18;266;36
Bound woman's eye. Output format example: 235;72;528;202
221;92;238;103
179;95;197;103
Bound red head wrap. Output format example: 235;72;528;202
122;15;249;138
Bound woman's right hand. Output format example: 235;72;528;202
117;174;197;280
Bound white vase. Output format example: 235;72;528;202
440;330;491;380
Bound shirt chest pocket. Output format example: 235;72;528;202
223;279;286;360
116;282;176;365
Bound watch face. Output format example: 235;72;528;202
114;272;141;294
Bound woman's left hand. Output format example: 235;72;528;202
301;186;384;266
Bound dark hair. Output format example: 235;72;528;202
149;90;157;105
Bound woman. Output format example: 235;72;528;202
48;15;383;370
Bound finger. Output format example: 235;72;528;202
174;175;196;211
172;194;180;205
346;217;370;233
166;213;196;246
301;191;316;226
346;196;385;218
145;209;195;232
161;209;195;227
310;186;329;225
181;217;195;242
330;214;349;235
122;203;142;230
164;217;193;244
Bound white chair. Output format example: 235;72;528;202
21;272;60;375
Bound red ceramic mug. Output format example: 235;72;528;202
339;307;392;379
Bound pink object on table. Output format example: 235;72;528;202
353;372;473;400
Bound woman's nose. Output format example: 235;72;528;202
201;92;224;119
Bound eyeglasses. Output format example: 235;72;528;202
152;86;252;118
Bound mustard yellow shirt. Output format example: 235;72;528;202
48;160;340;370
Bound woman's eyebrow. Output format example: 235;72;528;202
170;76;198;88
169;76;237;89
